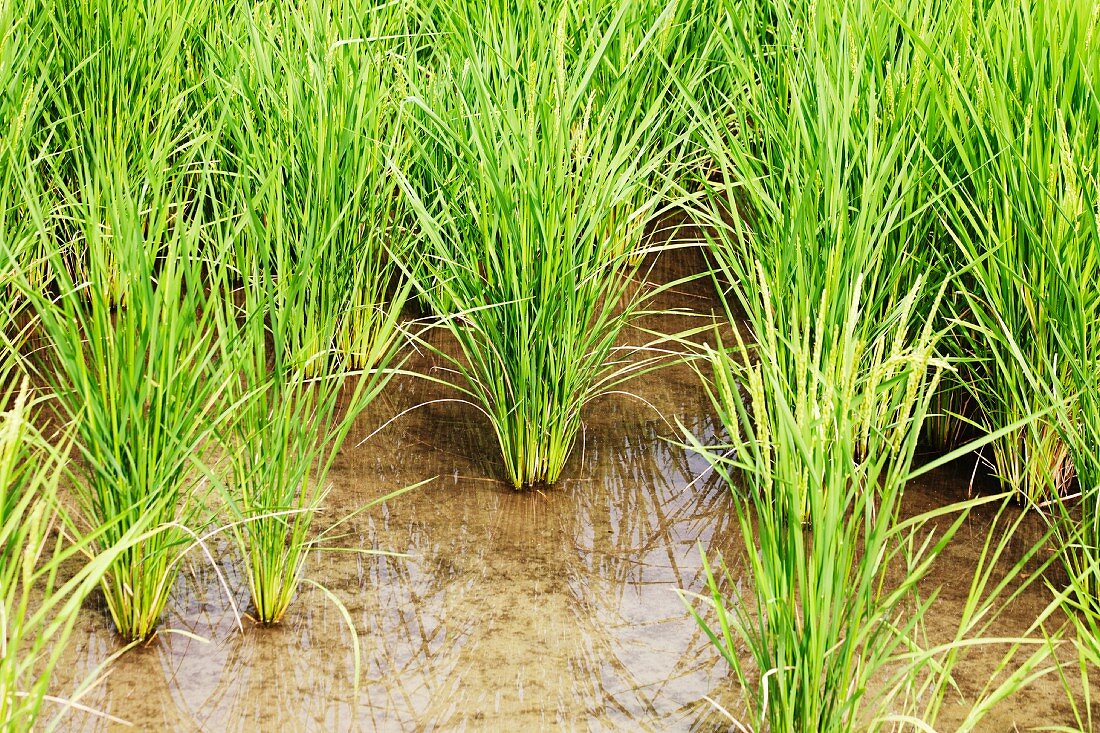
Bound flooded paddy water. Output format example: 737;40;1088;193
46;254;1093;731
53;357;743;730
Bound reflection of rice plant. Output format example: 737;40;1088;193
395;0;692;487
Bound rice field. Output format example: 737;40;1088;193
1;0;1099;730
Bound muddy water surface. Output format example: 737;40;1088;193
54;356;749;731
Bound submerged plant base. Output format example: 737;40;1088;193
515;478;554;492
99;556;181;643
503;443;574;490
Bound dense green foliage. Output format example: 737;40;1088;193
0;0;1097;728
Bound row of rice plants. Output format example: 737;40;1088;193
1;1;417;718
0;4;165;726
11;1;235;642
207;0;422;628
683;0;948;727
212;216;408;626
0;0;730;719
680;0;1091;728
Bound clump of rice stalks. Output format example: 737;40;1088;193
1057;298;1100;611
982;97;1100;616
0;0;50;293
214;0;415;373
684;277;950;731
1039;371;1100;733
13;152;233;642
686;291;1059;731
0;374;156;730
922;375;980;454
394;0;693;488
0;379;82;729
961;69;1100;733
597;0;726;265
214;242;410;626
930;0;1100;501
678;0;1086;725
686;0;944;515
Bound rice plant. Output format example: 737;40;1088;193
12;147;233;642
214;0;416;374
38;0;213;307
961;180;1100;619
928;0;1100;501
685;443;1059;733
0;372;164;730
683;278;951;730
685;0;947;516
0;0;51;300
1057;282;1100;611
214;245;409;625
672;0;1053;728
1032;374;1100;733
1053;546;1100;733
0;380;85;729
3;205;140;727
968;101;1100;617
394;0;695;488
203;0;422;624
597;0;728;264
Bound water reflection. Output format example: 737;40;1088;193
565;409;737;729
52;364;741;731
